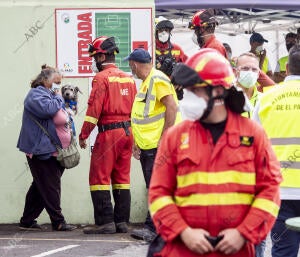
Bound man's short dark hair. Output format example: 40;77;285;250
288;45;300;75
285;32;297;40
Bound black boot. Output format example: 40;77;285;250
113;189;131;233
91;190;114;225
84;191;116;234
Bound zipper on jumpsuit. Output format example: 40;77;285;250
205;128;215;236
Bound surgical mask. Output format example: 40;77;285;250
51;83;60;91
130;63;139;79
158;31;170;43
192;33;198;46
180;89;208;121
255;45;264;55
238;70;258;88
132;73;138;79
196;33;205;48
50;82;60;94
194;31;212;48
91;59;99;73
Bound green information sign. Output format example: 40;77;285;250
95;12;131;72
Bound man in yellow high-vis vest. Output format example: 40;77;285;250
124;48;181;242
253;45;300;257
273;32;297;83
249;32;272;78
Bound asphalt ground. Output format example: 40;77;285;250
0;224;299;257
0;224;148;257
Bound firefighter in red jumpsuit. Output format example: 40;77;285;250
189;9;227;58
79;36;137;234
155;19;188;100
148;49;282;257
155;19;187;76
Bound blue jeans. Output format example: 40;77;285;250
255;239;266;257
271;200;300;257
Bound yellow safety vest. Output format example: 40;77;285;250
131;68;181;150
261;56;270;75
258;79;300;188
278;56;288;72
241;86;261;118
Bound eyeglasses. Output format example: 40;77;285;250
238;66;259;73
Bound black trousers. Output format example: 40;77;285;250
20;156;65;228
140;148;157;232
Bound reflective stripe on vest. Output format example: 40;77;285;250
108;76;135;84
259;80;300;187
131;69;181;149
156;49;181;57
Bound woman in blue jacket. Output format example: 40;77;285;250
17;65;76;231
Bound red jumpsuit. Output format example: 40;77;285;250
203;35;227;58
156;40;188;63
79;64;136;188
149;110;282;257
79;64;137;226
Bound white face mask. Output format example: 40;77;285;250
180;89;208;121
51;82;60;91
238;70;258;88
255;45;264;54
192;33;198;46
91;59;99;73
158;31;170;43
132;73;138;79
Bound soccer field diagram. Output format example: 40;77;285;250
95;13;131;72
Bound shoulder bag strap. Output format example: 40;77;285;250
28;114;62;150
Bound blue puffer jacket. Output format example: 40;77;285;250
17;85;64;157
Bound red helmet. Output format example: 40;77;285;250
188;9;218;29
88;36;119;56
171;48;235;89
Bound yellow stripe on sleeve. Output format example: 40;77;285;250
149;196;174;216
252;198;280;217
84;116;98;125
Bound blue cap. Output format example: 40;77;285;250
250;32;268;43
123;48;152;63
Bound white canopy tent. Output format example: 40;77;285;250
155;0;300;70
